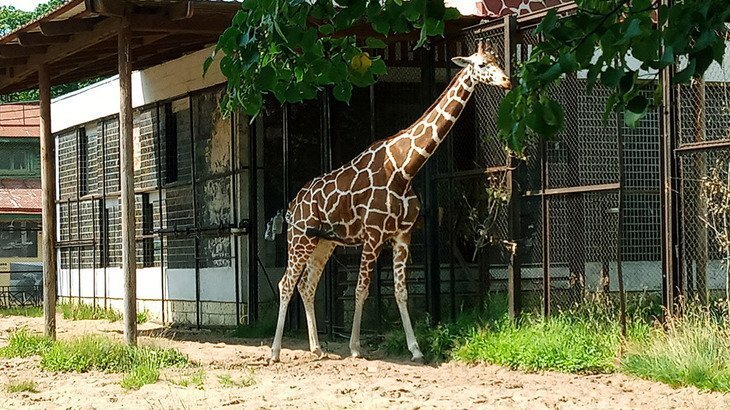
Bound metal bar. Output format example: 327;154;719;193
326;87;337;334
75;129;82;304
504;15;521;320
675;138;730;154
421;44;440;324
617;111;627;338
155;103;166;325
248;109;260;325
660;0;682;316
102;120;108;310
189;94;201;329
523;182;621;197
39;62;57;339
231;109;241;326
541;132;550;317
432;166;510;180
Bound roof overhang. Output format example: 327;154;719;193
0;0;243;94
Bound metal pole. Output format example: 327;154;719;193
231;111;241;326
189;95;201;329
504;15;521;319
118;18;137;345
155;104;166;324
421;44;440;324
248;111;259;325
659;0;682;316
39;63;57;339
617;112;627;338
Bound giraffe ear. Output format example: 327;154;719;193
451;56;470;67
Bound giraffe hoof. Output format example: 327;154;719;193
311;348;325;359
411;355;426;364
268;356;280;365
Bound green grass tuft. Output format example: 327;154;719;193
4;380;39;393
170;369;206;389
58;303;149;324
0;330;187;389
622;305;730;392
0;306;43;318
121;365;159;390
217;369;256;388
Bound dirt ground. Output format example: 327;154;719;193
0;316;728;409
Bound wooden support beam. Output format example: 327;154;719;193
0;57;28;68
0;45;48;58
119;18;137;346
40;18;100;36
39;63;58;340
86;0;130;17
130;15;231;34
1;17;118;92
17;33;71;46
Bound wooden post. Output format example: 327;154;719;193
118;18;137;345
39;63;57;339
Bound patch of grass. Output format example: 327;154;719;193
59;303;123;322
121;365;159;390
4;380;39;393
622;305;730;392
0;306;43;318
230;308;278;339
454;314;641;373
0;330;188;389
58;303;149;324
0;329;54;358
217;369;256;388
170;369;206;389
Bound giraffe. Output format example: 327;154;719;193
270;39;511;363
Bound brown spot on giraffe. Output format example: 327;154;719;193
270;39;511;363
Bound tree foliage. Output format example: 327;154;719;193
212;0;730;154
498;0;730;153
207;0;460;116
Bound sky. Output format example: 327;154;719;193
0;0;47;11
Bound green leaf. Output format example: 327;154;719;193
333;82;353;102
318;24;334;34
241;93;263;116
673;58;696;84
203;56;214;76
294;66;304;82
659;46;674;67
535;9;557;35
444;7;460;20
497;90;519;132
559;54;578;73
371;59;387;75
255;66;277;90
621;18;642;43
600;67;623;88
619;72;635;94
626;95;649;115
366;37;388;49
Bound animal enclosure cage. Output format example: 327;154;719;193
47;9;730;332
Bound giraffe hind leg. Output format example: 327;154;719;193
270;236;318;363
297;240;336;357
350;241;381;358
393;232;424;362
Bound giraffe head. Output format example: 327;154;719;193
451;40;512;90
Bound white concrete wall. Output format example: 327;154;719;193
51;46;226;133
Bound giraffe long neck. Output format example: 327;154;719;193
395;67;475;179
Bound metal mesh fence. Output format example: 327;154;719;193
677;56;730;302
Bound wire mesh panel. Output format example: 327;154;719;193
676;51;730;303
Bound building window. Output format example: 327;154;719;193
142;194;155;267
164;103;178;183
0;220;38;258
0;150;29;172
78;127;89;196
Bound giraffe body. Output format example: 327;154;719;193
270;40;511;363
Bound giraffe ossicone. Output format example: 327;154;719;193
270;39;511;363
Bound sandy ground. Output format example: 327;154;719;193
0;316;728;409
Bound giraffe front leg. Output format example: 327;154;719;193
350;242;381;358
270;239;316;363
393;233;424;363
297;241;336;358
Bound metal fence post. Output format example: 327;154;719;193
659;0;683;316
504;15;522;319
